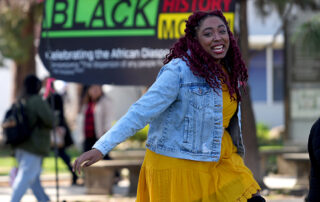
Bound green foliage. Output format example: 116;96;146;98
0;7;31;63
259;145;284;151
256;123;283;146
129;124;149;143
257;122;270;146
255;0;320;18
0;9;32;61
0;2;43;64
292;15;320;53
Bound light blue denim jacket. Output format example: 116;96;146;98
93;58;245;161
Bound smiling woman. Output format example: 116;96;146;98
73;10;265;202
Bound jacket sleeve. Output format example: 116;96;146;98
36;96;55;129
93;63;180;155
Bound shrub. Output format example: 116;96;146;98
257;123;283;146
129;124;149;143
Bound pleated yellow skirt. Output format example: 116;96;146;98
136;134;260;202
136;83;260;201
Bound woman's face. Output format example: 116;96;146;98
196;16;230;63
88;85;102;101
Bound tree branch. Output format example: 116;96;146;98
267;1;294;48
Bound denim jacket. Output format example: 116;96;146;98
93;58;245;161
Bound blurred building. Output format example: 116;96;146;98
247;1;320;147
248;35;284;128
247;0;285;129
285;8;320;147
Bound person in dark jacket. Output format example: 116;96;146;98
44;78;78;185
307;118;320;202
11;75;54;202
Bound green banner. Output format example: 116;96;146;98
39;0;235;85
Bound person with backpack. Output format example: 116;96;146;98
10;75;54;202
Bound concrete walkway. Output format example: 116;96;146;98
0;173;136;202
0;173;307;202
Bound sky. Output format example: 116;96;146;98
247;0;283;36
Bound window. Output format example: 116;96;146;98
273;50;284;101
249;49;266;101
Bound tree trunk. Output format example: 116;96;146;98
12;60;36;101
241;87;262;183
239;0;263;186
283;18;290;142
11;3;37;101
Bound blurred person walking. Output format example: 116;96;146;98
11;75;54;202
78;85;113;159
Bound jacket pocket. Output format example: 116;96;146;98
189;86;211;110
181;116;193;152
183;117;189;143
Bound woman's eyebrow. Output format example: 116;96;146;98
202;24;226;32
203;27;213;32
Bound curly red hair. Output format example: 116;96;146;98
164;10;247;101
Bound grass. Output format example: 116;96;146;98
259;145;284;151
0;146;81;176
0;157;17;176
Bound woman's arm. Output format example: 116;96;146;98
73;63;181;173
93;64;181;155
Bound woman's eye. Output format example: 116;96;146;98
204;32;212;37
219;30;227;34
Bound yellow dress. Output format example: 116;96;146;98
136;83;260;202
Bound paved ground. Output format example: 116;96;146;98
0;173;307;202
0;173;136;202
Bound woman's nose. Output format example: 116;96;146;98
212;32;222;41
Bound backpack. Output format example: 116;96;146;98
2;100;31;146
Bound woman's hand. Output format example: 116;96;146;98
72;149;104;174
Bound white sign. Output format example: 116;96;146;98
291;88;320;119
